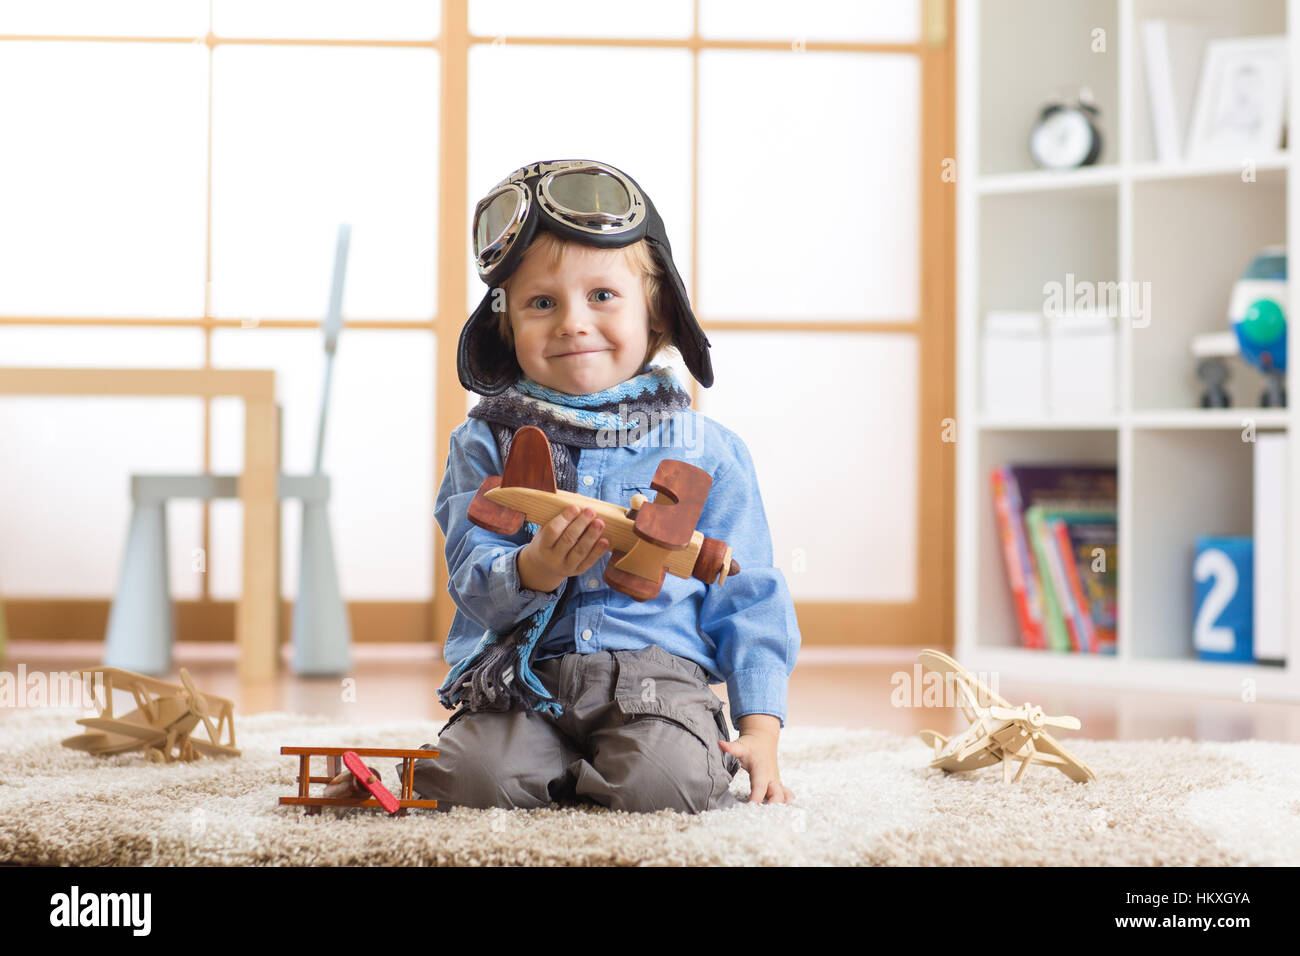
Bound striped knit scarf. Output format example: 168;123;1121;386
437;363;692;717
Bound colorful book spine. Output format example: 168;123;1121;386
1053;518;1097;653
1025;506;1071;652
991;466;1043;648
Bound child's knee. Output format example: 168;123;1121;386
408;716;562;811
590;719;735;814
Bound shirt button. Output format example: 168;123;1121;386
586;577;599;589
582;475;594;486
581;628;593;641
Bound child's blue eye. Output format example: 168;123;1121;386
531;295;554;310
592;289;616;303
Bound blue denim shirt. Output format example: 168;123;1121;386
435;406;801;729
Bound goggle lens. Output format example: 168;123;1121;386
547;169;631;219
474;188;523;258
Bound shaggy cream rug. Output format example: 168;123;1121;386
2;710;1298;866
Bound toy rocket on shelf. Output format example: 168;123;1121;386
467;425;739;601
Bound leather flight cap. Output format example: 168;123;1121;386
457;159;713;396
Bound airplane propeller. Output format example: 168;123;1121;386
989;703;1081;731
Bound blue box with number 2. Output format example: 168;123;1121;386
1193;536;1254;663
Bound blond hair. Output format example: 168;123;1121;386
494;232;676;368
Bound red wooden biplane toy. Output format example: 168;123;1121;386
467;425;739;601
280;746;439;815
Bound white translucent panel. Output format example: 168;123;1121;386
469;0;692;38
699;0;919;42
209;328;433;599
0;397;204;597
210;46;438;322
695;331;918;601
0;42;208;317
0;324;205;366
0;327;207;600
215;0;440;39
698;51;918;320
0;0;207;35
466;44;692;316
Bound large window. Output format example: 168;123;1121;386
0;0;953;648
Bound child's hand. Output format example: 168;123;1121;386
720;716;795;804
517;504;610;593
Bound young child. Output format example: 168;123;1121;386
406;159;799;814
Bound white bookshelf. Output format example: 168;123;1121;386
956;0;1300;699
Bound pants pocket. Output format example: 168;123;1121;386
611;648;739;806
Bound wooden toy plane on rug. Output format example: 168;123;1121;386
467;425;740;601
280;746;439;816
61;667;240;763
916;649;1095;784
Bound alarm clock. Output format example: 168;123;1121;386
1029;88;1103;169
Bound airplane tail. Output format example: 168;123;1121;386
500;426;558;494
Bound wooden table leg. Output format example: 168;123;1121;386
238;396;280;683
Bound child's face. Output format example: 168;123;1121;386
507;241;661;395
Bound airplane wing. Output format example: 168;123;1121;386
917;649;1013;710
76;717;167;746
75;667;184;698
188;738;242;759
1030;731;1096;783
635;460;712;550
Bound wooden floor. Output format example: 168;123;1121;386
4;641;1300;743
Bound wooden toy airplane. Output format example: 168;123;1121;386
280;746;440;816
61;666;240;763
467;425;739;601
916;649;1095;784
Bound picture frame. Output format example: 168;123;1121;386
1186;35;1288;162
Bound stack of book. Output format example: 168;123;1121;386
992;464;1118;653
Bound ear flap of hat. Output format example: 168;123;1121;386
458;288;521;396
646;238;713;389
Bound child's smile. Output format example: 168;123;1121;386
507;241;661;395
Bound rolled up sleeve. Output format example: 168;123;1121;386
697;439;801;729
435;419;563;633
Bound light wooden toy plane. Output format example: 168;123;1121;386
467;425;739;601
916;649;1095;784
62;666;240;763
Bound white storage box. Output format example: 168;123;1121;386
981;311;1046;418
1047;310;1117;416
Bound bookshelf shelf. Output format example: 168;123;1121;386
970;647;1294;700
1128;153;1289;184
979;417;1122;430
978;155;1289;194
957;0;1299;699
981;411;1289;430
1130;409;1290;429
977;165;1124;196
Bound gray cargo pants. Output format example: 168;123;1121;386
404;644;743;814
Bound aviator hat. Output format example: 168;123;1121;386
458;158;713;396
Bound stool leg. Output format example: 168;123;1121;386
292;500;351;675
105;499;173;675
